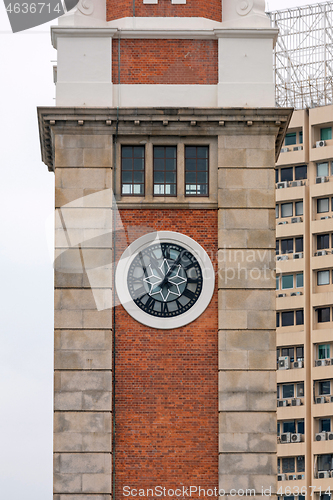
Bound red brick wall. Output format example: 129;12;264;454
114;210;218;498
112;39;218;85
107;0;222;22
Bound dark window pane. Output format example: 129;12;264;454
276;313;280;327
282;311;294;327
154;147;165;158
281;238;293;254
275;169;279;183
122;171;133;183
281;167;293;182
197;147;208;158
133;158;144;170
296;309;304;325
296;347;304;359
318;454;333;471
319;381;331;395
318;307;330;323
165;147;176;158
321;127;332;141
283;421;296;433
285;133;297;146
297;456;305;472
133;146;144;158
298;420;304;434
297;383;304;397
283;384;295;399
299;131;303;144
122;146;133;158
317;198;329;213
295;165;307;180
186;146;197;158
295;237;303;253
282;457;295;473
276;240;279;255
320;419;331;432
317;234;329;250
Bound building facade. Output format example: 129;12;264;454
276;104;333;499
38;0;292;499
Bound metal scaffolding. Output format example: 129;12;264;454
268;1;333;109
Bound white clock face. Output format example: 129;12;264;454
115;231;215;329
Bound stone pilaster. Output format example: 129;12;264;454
218;132;278;497
53;131;113;500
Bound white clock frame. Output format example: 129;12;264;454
115;231;215;329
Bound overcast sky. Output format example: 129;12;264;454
0;0;327;498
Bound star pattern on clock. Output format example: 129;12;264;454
143;258;187;302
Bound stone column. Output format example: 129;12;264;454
53;130;113;500
218;130;277;499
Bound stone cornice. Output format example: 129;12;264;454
37;107;293;172
51;25;278;47
51;27;119;48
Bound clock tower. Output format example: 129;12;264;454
38;1;292;499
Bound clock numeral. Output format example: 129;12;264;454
183;288;196;300
162;244;170;259
145;296;155;311
161;303;169;314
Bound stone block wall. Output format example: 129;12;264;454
54;133;113;500
218;133;277;497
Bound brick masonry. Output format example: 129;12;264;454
112;39;218;85
107;0;222;22
114;209;219;498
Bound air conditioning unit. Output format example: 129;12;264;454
293;252;303;259
316;176;328;183
280;432;291;443
297;474;305;480
293;360;303;368
292;398;302;406
316;396;327;404
278;400;287;407
291;433;302;443
291;217;302;223
291;180;303;187
315;432;327;441
325;359;331;366
278;474;287;481
318;471;330;479
316;140;326;148
293;146;303;151
278;293;287;298
278;221;288;225
281;148;290;153
289;474;297;481
327;432;333;440
279;356;290;370
277;255;289;261
316;250;328;256
316;359;325;367
291;292;303;296
330;395;333;403
321;216;331;219
277;181;288;188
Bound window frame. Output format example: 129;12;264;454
153;145;177;198
184;145;209;197
121;145;146;197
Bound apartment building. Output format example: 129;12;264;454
276;104;333;500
